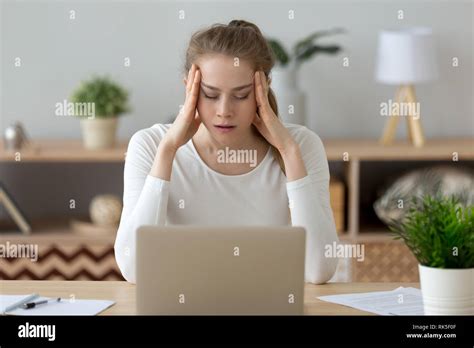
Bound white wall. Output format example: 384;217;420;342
1;0;473;139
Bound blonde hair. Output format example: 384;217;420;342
184;19;285;174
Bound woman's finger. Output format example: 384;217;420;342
183;69;200;121
260;70;268;95
255;71;271;119
186;64;195;94
254;71;265;109
188;69;200;103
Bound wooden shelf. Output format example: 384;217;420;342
324;137;474;241
2;137;471;162
0;139;128;162
0;217;116;243
323;137;474;161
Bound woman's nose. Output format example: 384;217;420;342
217;98;232;118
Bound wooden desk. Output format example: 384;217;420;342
0;281;419;315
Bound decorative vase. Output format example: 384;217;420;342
80;117;118;149
90;194;123;227
418;264;474;315
270;66;306;125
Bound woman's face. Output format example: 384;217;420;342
193;54;257;146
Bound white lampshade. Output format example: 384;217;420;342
375;27;438;85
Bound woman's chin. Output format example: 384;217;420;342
209;130;241;147
203;123;253;147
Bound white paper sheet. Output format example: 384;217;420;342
1;295;115;316
317;287;424;315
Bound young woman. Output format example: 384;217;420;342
114;20;339;284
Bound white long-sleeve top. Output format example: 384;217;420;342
114;123;339;284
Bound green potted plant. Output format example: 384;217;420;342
389;195;474;315
266;28;344;125
71;76;130;149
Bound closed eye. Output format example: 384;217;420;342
203;93;218;100
203;93;249;101
235;94;249;100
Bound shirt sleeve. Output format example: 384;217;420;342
286;128;340;284
114;129;170;283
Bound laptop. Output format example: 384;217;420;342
136;225;306;315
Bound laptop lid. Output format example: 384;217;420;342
136;225;306;315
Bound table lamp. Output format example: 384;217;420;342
375;27;438;147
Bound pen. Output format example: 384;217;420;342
22;298;61;309
3;293;39;314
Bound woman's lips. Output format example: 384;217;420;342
214;125;236;133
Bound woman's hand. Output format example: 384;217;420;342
252;70;297;156
161;63;202;153
252;70;307;181
150;64;201;181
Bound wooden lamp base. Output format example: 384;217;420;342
379;84;425;147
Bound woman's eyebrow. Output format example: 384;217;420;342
201;81;253;91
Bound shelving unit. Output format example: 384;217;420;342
0;139;127;280
324;138;474;241
323;137;473;282
1;137;472;240
1;137;472;282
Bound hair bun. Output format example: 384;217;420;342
228;20;246;27
228;19;257;30
228;20;262;35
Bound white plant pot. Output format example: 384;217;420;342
270;66;306;125
418;264;474;315
80;117;118;149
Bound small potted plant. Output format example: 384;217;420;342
71;76;130;149
266;28;344;124
389;195;474;315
